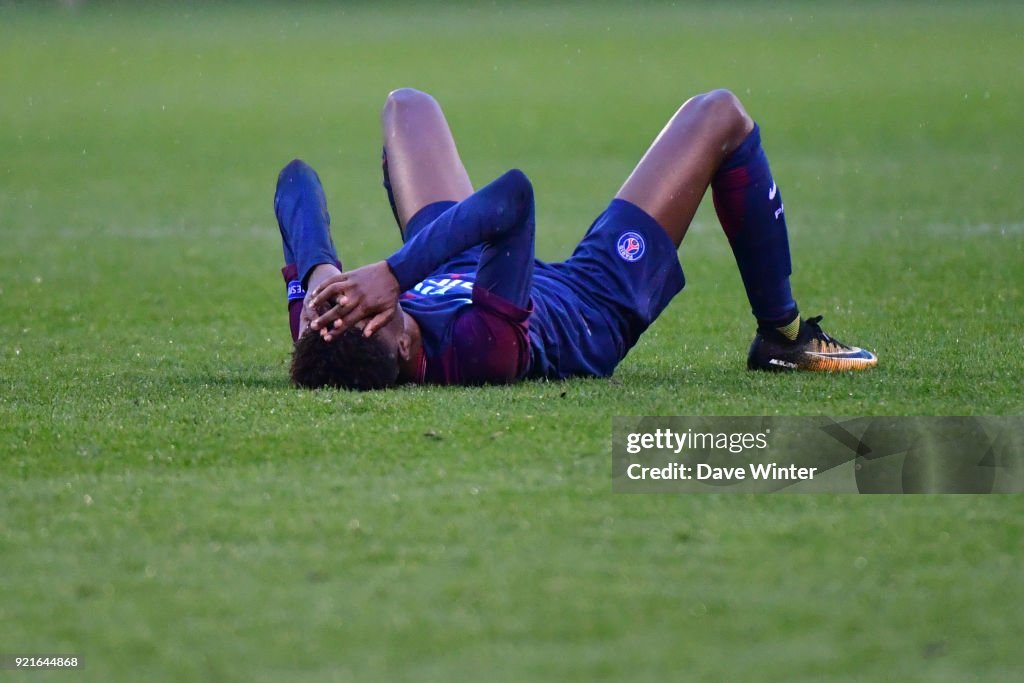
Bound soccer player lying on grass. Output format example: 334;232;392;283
276;87;876;390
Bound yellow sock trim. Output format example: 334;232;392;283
777;315;801;341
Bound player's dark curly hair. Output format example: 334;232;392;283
290;328;400;390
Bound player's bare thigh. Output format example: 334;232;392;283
381;88;474;229
616;89;754;247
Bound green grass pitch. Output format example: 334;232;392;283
1;2;1022;681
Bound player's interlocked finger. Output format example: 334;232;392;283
308;274;348;305
362;309;394;337
308;280;346;314
315;301;363;341
307;261;400;341
334;300;376;336
309;285;356;333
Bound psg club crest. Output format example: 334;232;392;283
616;231;645;262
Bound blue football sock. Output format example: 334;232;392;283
274;159;340;287
711;124;798;327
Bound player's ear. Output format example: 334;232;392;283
396;331;412;362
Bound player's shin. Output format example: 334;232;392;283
711;124;799;335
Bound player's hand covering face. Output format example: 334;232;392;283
308;261;401;341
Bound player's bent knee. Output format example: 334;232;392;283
701;89;751;129
701;88;743;109
680;89;752;148
383;87;439;117
694;89;746;120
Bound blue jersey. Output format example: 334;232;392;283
386;170;685;384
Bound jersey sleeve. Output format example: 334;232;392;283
386;169;535;309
